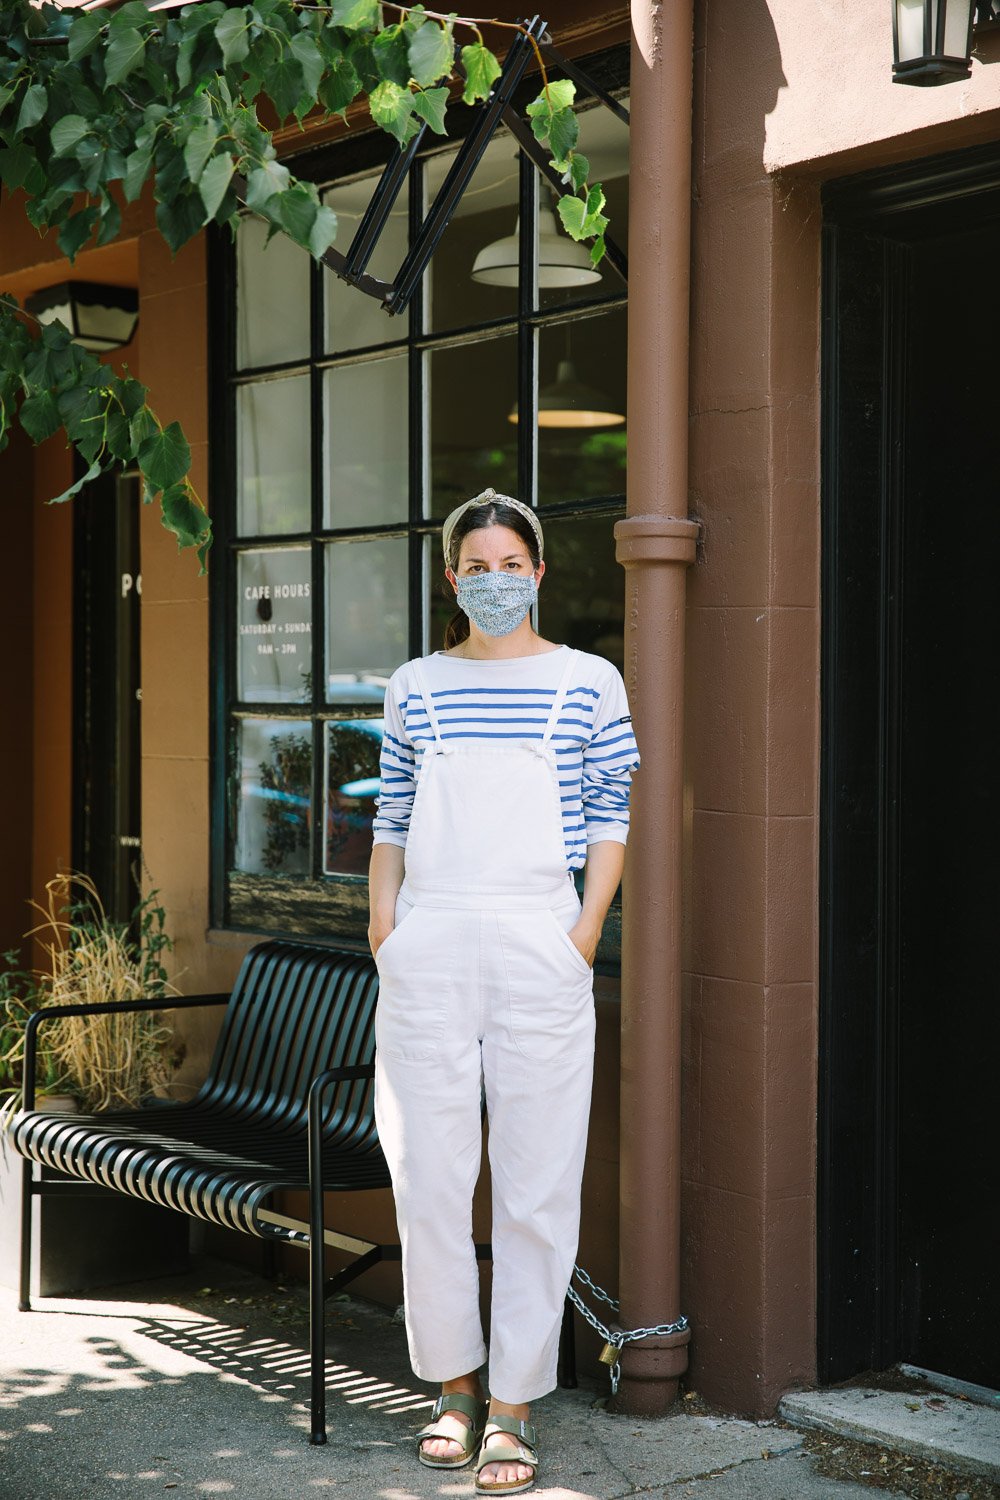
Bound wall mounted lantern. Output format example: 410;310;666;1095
24;281;139;352
892;0;976;84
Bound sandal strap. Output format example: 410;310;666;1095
426;1391;486;1425
482;1415;537;1452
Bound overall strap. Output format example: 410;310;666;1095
409;657;444;746
540;649;579;747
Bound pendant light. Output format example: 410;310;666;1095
472;205;602;288
507;326;625;429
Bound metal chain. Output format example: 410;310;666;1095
569;1265;689;1396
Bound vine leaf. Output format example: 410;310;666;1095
460;41;501;104
138;422;192;493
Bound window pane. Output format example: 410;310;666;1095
237;547;312;704
536;308;627;505
536;512;625;670
428;333;518;518
323;175;408;352
538;98;629;310
324;719;383;875
424;135;519;332
232;717;312;876
236;214;310;368
326;536;408;699
237;375;311;536
323;356;408;528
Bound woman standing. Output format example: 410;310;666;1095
368;488;639;1494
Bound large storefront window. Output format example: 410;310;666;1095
214;72;629;940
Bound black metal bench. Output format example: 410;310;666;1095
11;939;397;1444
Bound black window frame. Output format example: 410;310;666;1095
208;44;630;950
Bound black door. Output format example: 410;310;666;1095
72;469;142;925
820;148;1000;1388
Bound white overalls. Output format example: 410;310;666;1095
373;647;596;1403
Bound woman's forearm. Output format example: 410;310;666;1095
368;842;406;953
568;839;626;964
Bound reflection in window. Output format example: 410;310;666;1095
326;536;408;698
537;512;625;670
236;215;310;369
425;135;519;331
323;356;408;528
324;176;408;352
233;718;312;876
237;375;311;536
536;308;627;505
237;548;312;703
428;333;518;516
324;719;383;875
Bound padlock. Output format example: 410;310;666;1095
599;1341;619;1366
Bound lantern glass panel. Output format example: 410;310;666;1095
897;0;926;61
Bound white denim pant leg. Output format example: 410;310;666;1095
373;898;488;1382
483;895;596;1404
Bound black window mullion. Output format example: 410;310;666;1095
518;156;538;508
409;154;427;659
309;247;325;881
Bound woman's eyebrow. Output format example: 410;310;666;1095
465;552;527;563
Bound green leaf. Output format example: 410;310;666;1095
123;143;153;203
566;151;589;192
585;182;606;219
368;79;414;145
154;190;206;254
308;202;338;258
50;115;90;159
129;406;158;450
547;107;578;165
160;482;210;550
183;120;219;184
459;42;501;104
372;24;410;87
199;153;234;221
330;0;379;26
263;52;305;121
557;194;586;240
117;375;147;420
290;33;324;99
16;83;48;134
526;79;575;119
590;234;606;269
57;205;99;260
274;184;317;246
0;145;38;190
408;19;452;87
215;7;250;67
244;157;290;212
18;391;61;445
48;459;102;507
67;10;104;63
104;407;132;462
318;54;360;115
410;84;448;134
105;27;147;86
138;420;191;492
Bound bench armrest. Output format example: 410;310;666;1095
23;993;231;1111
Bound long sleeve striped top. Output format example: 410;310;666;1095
371;645;640;871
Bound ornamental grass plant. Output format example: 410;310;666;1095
0;873;181;1123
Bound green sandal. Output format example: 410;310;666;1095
475;1416;539;1495
415;1390;488;1469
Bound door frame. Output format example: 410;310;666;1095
818;138;1000;1382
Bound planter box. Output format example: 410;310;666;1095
0;1122;190;1298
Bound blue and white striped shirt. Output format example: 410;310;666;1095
371;645;640;871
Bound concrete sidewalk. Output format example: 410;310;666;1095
0;1257;992;1500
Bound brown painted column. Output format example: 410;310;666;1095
612;0;697;1416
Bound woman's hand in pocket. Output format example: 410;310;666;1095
368;919;394;958
567;917;601;968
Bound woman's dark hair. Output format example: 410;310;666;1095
442;499;542;649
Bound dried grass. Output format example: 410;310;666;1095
1;873;180;1117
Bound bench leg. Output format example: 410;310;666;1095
308;1139;327;1443
19;1158;34;1311
557;1296;577;1388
